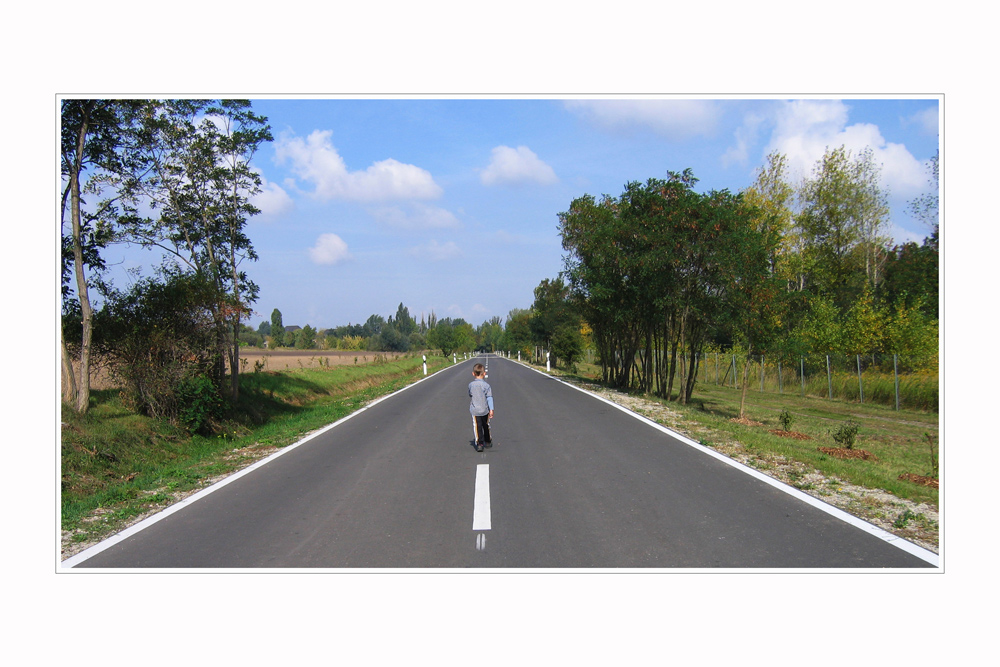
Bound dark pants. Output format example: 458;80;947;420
472;414;491;445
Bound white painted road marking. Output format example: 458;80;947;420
473;464;491;530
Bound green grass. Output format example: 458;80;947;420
60;353;450;550
550;359;939;508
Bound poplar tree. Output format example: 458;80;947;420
60;99;144;413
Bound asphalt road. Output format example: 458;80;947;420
66;354;936;569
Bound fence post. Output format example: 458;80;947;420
856;354;864;404
801;357;805;396
760;355;764;392
894;353;900;411
778;361;783;394
826;355;832;400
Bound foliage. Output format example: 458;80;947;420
121;100;273;400
550;322;584;369
87;268;227;430
61;99;148;412
270;309;284;346
500;308;534;357
839;287;885;355
295;324;317;350
796;146;890;309
530;278;581;367
778;409;794;431
831;420;861;449
559;171;781;402
176;373;224;434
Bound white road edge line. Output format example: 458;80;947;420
473;464;492;531
510;358;940;568
61;359;473;570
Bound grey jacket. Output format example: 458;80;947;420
468;378;494;416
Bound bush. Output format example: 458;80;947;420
831;420;861;449
778;409;794;431
176;373;224;434
88;267;228;428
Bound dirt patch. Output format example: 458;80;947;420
898;473;939;489
818;446;878;461
768;429;812;440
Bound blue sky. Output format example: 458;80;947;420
105;96;940;332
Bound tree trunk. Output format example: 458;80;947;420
70;111;93;414
60;333;77;405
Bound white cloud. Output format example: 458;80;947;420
251;174;294;221
764;100;927;198
565;99;722;139
480;145;558;186
274;130;442;201
308;233;352;265
371;203;461;230
409;240;462;261
722;111;766;168
902;106;940;136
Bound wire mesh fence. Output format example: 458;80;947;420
700;352;938;412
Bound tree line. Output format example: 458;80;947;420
242;303;543;360
551;148;938;416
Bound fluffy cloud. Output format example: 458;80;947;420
409;240;462;261
308;233;352;265
274;130;442;201
565;98;722;140
480;145;558;186
764;100;927;198
251;175;294;221
371;203;461;230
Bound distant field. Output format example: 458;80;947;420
82;349;414;389
239;348;410;371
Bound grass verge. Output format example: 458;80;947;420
60;353;450;559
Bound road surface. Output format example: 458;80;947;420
65;354;937;569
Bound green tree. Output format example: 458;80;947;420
427;320;454;355
885;300;938;370
550;323;584;369
60;99;144;412
530;277;579;358
125;100;273;400
453;320;477;353
270;308;285;347
884;152;939;318
840;287;885;355
742;151;795;277
795;295;841;354
796;145;890;310
500;308;533;357
296;324;317;350
477;317;504;352
90;268;224;430
392;303;417;336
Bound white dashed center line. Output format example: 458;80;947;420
473;464;491;531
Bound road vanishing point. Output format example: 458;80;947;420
63;354;938;570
